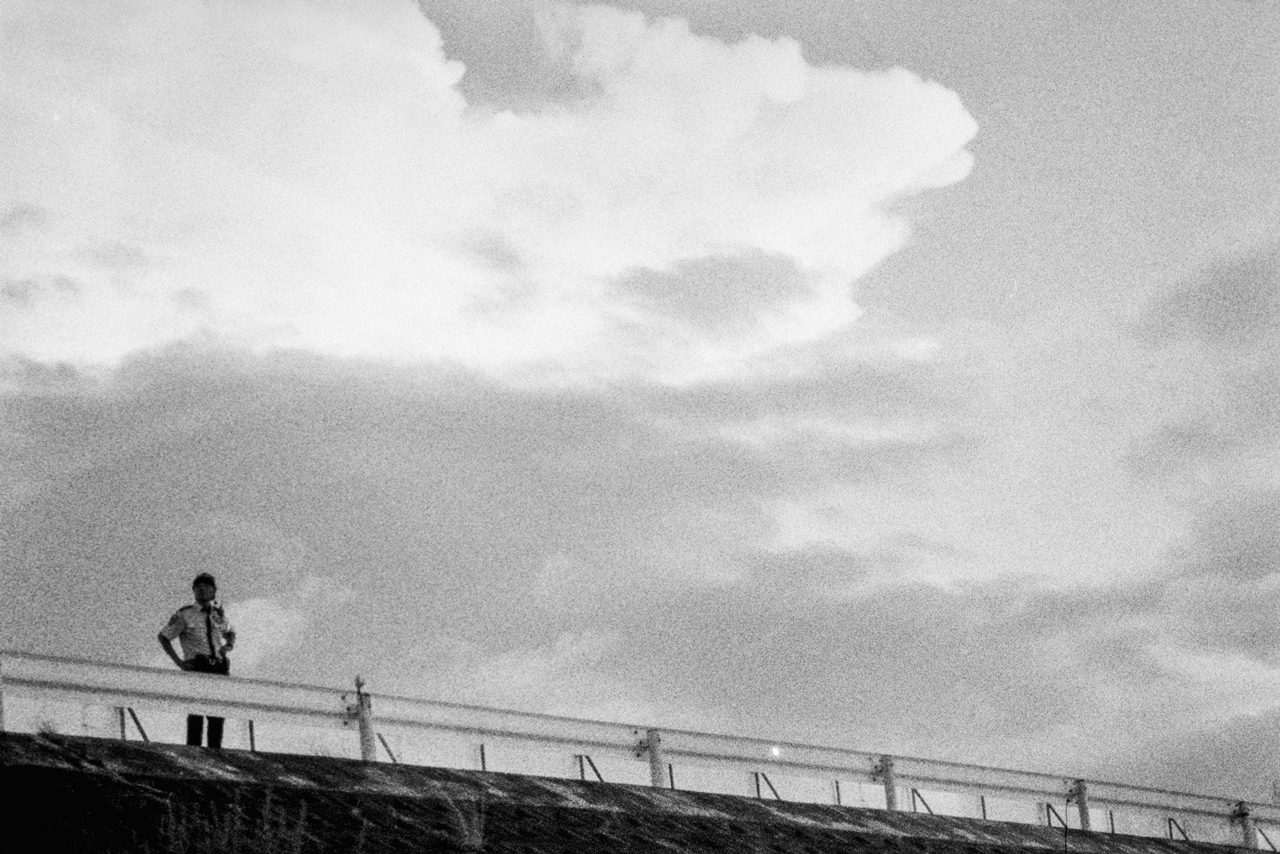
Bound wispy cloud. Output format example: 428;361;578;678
0;203;47;232
229;576;356;674
1137;241;1280;349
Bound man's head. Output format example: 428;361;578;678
192;572;217;604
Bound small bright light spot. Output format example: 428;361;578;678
771;746;781;757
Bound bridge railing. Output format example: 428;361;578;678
1;650;1275;849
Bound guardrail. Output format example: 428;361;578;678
1;650;1275;849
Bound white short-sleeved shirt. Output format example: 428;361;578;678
159;602;234;660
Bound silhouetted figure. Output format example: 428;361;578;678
158;572;236;747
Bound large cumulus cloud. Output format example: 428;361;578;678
1;0;976;378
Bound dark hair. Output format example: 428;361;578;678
192;572;217;588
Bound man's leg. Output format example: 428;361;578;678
206;716;224;749
206;657;229;748
186;714;204;746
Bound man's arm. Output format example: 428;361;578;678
158;633;192;670
158;611;193;670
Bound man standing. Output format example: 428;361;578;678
158;572;237;748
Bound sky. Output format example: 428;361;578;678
2;0;1279;804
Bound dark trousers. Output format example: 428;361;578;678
185;656;229;748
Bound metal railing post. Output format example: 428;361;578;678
876;755;898;811
1234;802;1260;850
647;729;667;789
345;676;376;762
635;728;666;788
1070;779;1092;831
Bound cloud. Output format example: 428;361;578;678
615;251;811;330
1110;238;1280;778
228;575;355;674
1125;238;1280;495
1;0;976;379
506;571;1258;775
75;242;149;272
1112;492;1280;667
1137;241;1280;348
446;630;654;722
1169;492;1280;584
0;339;976;668
1109;707;1280;801
0;275;81;309
741;545;873;595
0;203;47;231
640;349;974;429
1124;363;1280;482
